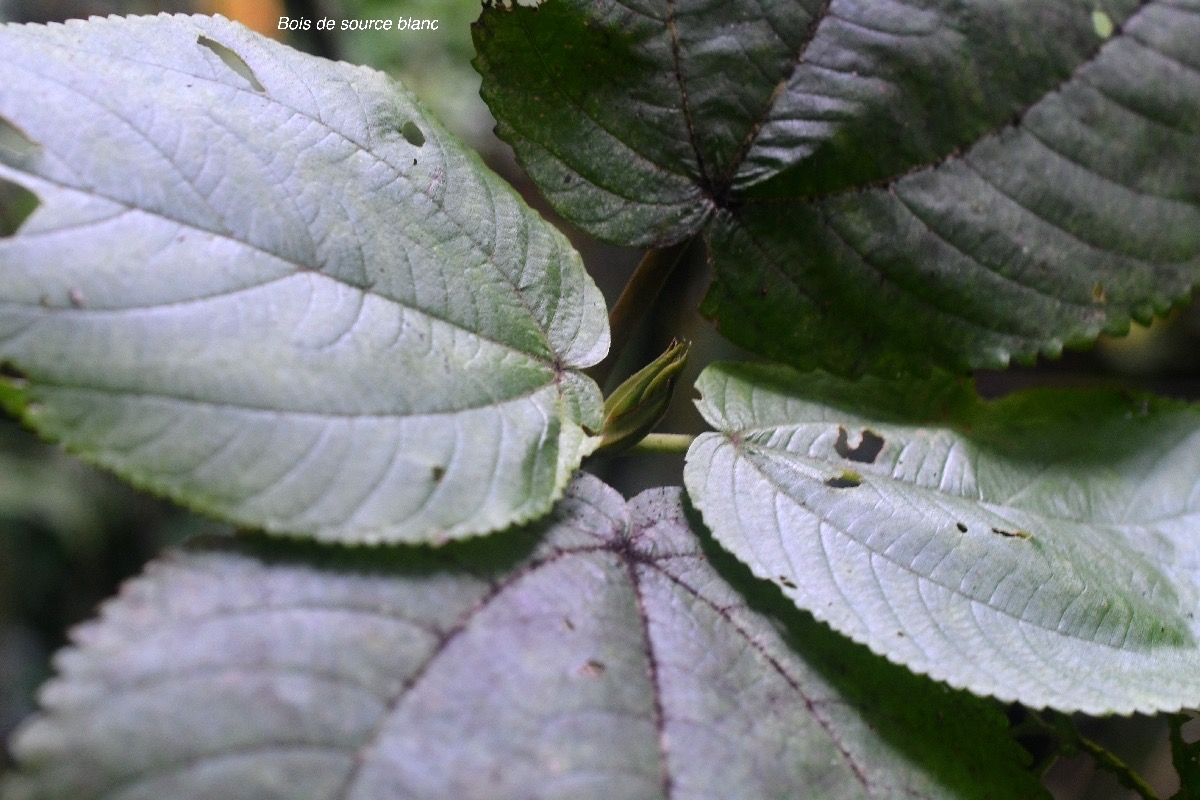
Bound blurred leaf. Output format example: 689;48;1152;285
3;474;1045;799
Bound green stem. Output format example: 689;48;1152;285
1073;733;1161;800
1028;712;1161;800
625;433;695;455
592;239;693;390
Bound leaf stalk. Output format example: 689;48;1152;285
626;433;695;455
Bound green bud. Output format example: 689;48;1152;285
593;338;690;456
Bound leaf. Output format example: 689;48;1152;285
3;474;1046;800
0;14;609;544
474;0;1200;374
685;361;1200;714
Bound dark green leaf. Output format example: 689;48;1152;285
0;14;609;544
686;361;1200;714
475;0;1200;374
3;474;1044;799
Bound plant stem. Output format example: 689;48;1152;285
626;433;695;455
1028;712;1161;800
593;239;693;390
1072;733;1161;800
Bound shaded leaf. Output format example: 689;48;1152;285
475;0;1200;374
685;362;1200;714
0;14;608;544
3;474;1044;799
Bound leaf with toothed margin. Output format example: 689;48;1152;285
2;473;1045;800
474;0;1200;375
685;361;1200;714
0;14;609;544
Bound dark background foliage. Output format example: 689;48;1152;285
1;1;1197;796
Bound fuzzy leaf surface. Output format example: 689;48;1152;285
0;14;609;543
686;362;1200;714
475;0;1200;374
3;474;1044;800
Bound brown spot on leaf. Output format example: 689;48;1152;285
991;527;1032;540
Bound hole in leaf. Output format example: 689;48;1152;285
0;176;39;237
0;115;40;168
834;426;885;464
577;660;606;677
990;527;1032;540
401;121;425;147
0;360;29;384
825;471;862;489
197;36;266;92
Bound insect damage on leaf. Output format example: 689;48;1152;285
833;426;885;464
196;35;265;92
0;176;38;237
0;114;40;165
991;527;1033;540
0;360;28;383
402;121;426;146
825;470;862;489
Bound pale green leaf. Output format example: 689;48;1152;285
0;14;608;544
3;474;1044;800
686;362;1200;714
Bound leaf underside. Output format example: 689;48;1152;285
3;474;1045;800
474;0;1200;375
0;14;609;544
686;362;1200;714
